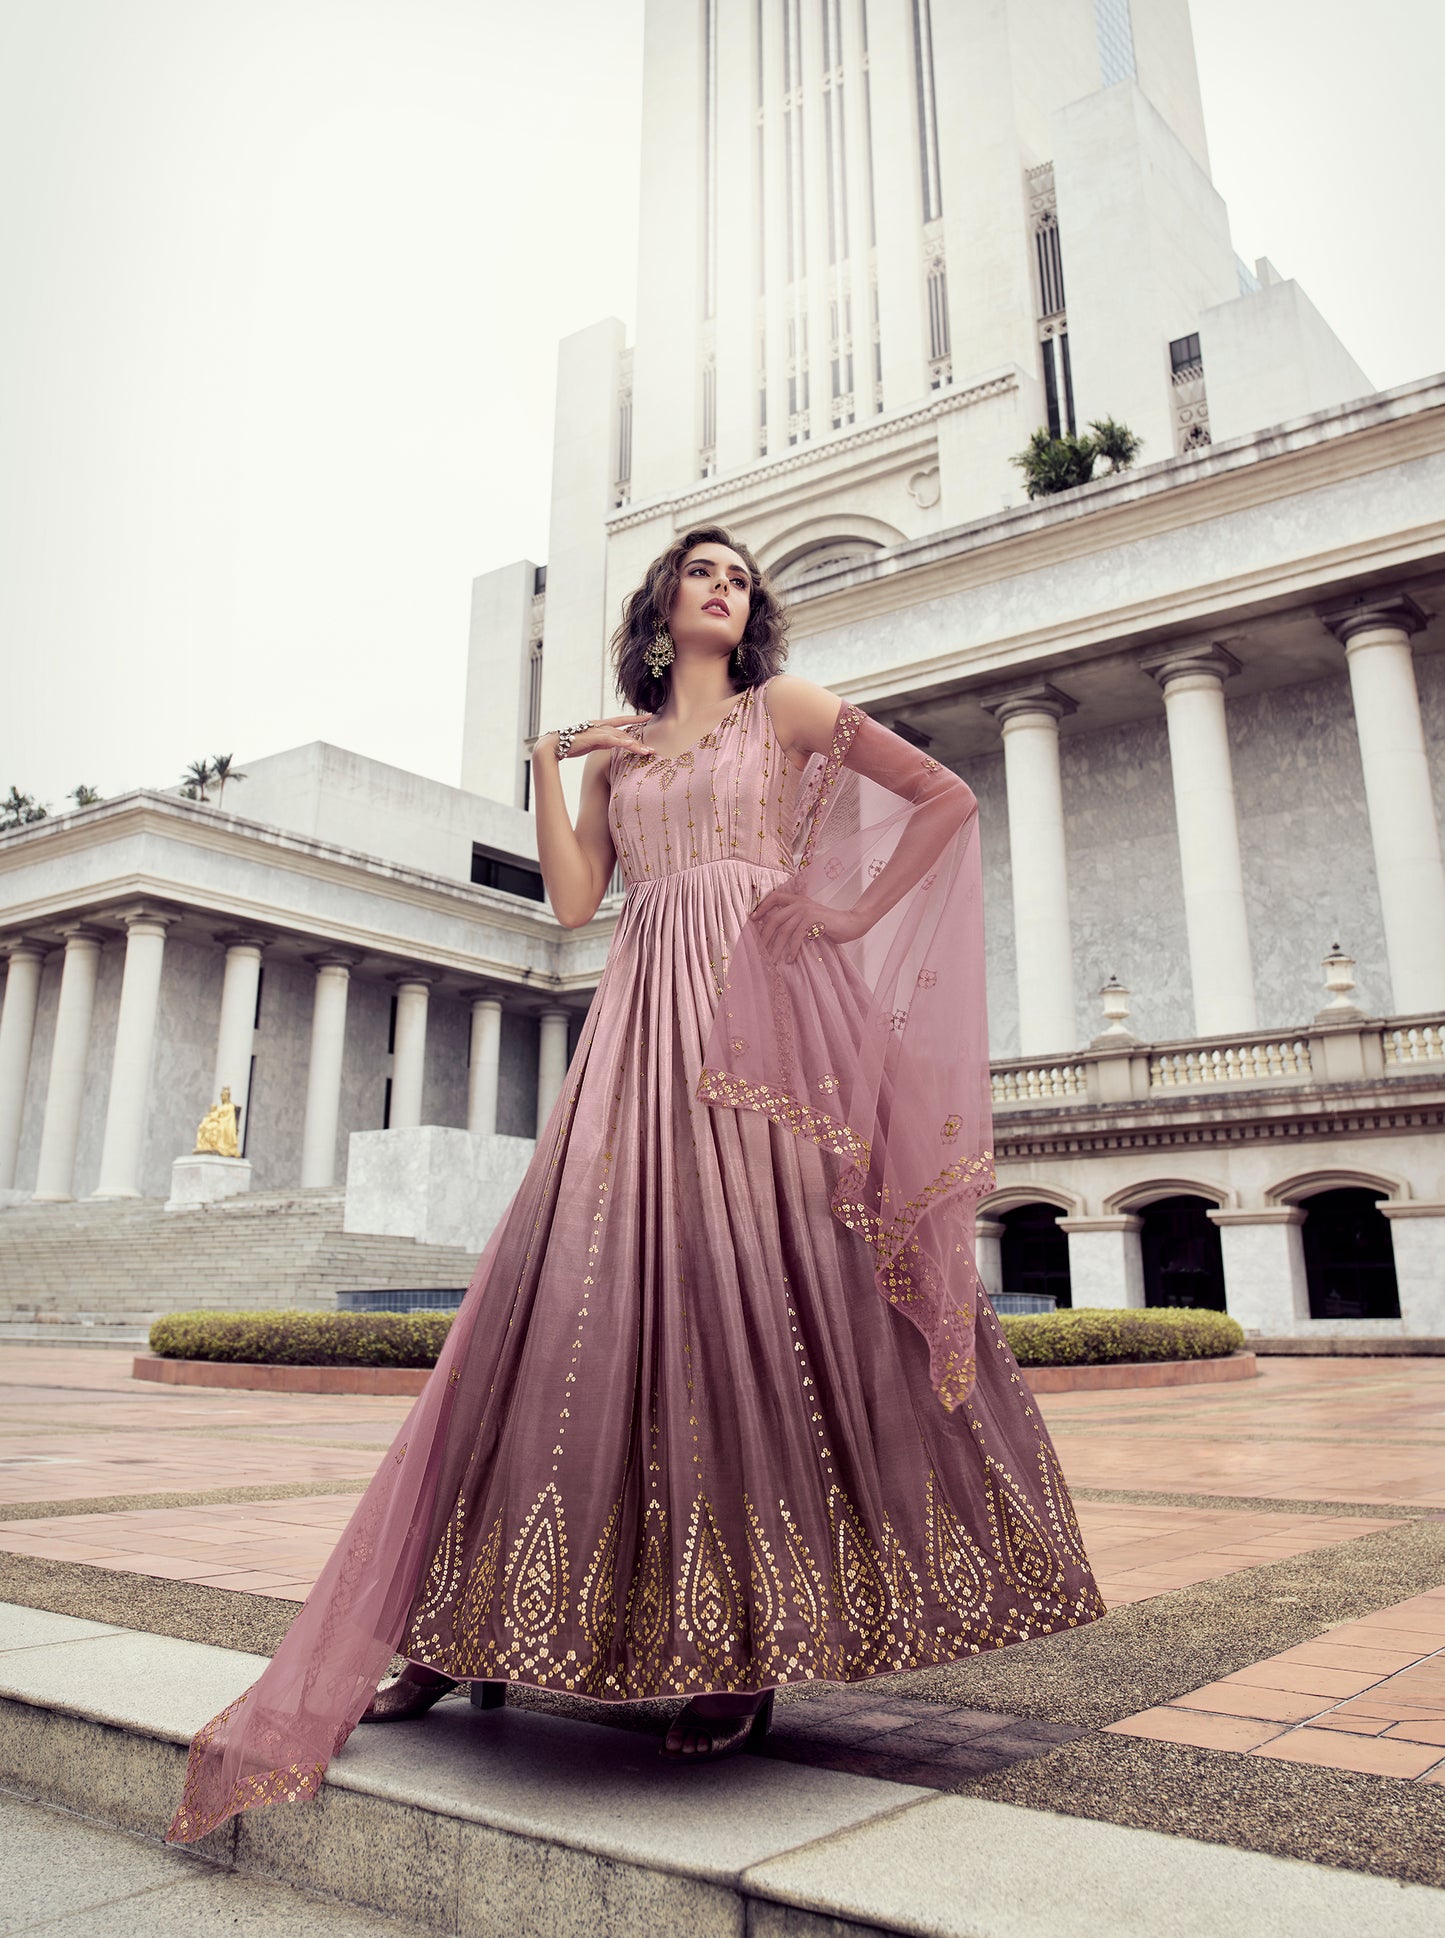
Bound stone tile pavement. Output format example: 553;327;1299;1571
1108;1585;1445;1781
3;1347;1445;1895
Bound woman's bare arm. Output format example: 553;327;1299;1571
530;717;649;928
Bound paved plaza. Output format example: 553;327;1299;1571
2;1348;1444;1931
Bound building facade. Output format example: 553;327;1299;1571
455;0;1445;1340
2;0;1443;1343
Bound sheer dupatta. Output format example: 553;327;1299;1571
698;700;995;1410
166;1256;492;1844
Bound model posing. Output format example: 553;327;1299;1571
168;527;1105;1841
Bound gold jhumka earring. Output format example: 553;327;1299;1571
645;623;675;678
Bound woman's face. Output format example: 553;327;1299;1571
668;543;751;654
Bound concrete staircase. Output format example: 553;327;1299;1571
0;1190;479;1347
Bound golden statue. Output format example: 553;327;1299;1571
194;1086;242;1158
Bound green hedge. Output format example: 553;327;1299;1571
148;1309;453;1369
151;1303;1245;1372
998;1306;1245;1367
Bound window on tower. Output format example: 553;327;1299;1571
1095;0;1138;86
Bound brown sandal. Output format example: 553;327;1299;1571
359;1665;457;1723
660;1690;774;1762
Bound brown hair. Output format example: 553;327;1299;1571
609;525;789;714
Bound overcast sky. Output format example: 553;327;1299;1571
3;0;1441;809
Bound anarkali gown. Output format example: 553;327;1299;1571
169;677;1106;1844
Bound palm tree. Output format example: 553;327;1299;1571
211;754;247;808
2;787;49;829
69;784;103;808
1088;417;1142;474
1011;428;1099;498
181;759;215;803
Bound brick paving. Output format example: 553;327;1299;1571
1108;1587;1445;1781
1041;1358;1445;1508
3;1347;1444;1800
0;1489;1396;1607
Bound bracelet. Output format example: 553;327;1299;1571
552;721;596;760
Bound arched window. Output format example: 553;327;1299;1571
999;1202;1072;1310
771;537;883;591
1139;1195;1226;1310
1301;1189;1400;1320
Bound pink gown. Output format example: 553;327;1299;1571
168;678;1105;1844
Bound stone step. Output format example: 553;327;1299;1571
0;1193;478;1319
1;1605;1437;1938
0;1326;148;1350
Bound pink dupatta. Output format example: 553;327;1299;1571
699;698;994;1410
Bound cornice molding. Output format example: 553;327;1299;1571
0;793;621;991
604;372;1019;532
995;1079;1445;1163
784;376;1445;646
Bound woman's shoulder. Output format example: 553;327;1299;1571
761;673;848;760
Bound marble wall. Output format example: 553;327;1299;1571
969;661;1436;1058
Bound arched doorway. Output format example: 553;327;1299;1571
999;1202;1072;1309
1301;1189;1401;1319
1139;1195;1226;1310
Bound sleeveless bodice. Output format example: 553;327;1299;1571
608;678;804;886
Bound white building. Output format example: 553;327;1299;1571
2;0;1443;1345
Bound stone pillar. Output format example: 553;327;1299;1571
33;928;107;1201
1055;1215;1145;1308
211;935;264;1137
0;941;46;1191
300;954;358;1189
974;1215;1003;1299
1322;597;1445;1015
388;976;434;1131
1207;1208;1309;1334
94;910;177;1199
466;994;503;1136
1141;643;1257;1036
536;1008;571;1133
1378;1204;1445;1336
981;682;1078;1055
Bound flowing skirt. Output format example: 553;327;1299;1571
401;855;1105;1695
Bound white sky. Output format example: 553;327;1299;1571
3;0;1441;809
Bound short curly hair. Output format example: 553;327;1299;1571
610;525;789;714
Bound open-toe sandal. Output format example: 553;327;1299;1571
660;1690;774;1762
360;1666;457;1723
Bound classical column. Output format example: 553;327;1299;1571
466;994;503;1136
94;910;177;1198
1379;1203;1445;1335
211;934;264;1137
974;1215;1003;1300
1055;1215;1145;1307
0;941;47;1190
1140;643;1257;1036
1322;596;1445;1014
536;1007;571;1133
33;928;107;1200
300;954;359;1188
981;681;1078;1055
1207;1208;1309;1334
388;976;434;1130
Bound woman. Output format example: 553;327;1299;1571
167;527;1105;1841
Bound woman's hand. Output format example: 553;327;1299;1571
536;714;654;760
751;887;868;963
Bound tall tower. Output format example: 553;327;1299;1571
462;0;1369;806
